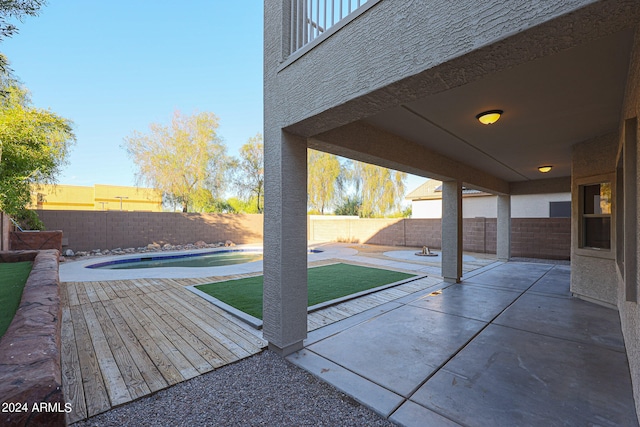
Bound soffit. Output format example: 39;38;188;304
363;29;634;183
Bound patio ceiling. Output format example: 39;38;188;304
362;28;634;183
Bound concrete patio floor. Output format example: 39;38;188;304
288;261;639;426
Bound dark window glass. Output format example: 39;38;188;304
584;217;611;249
549;201;570;218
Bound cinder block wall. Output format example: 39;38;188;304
315;217;567;259
512;218;570;259
34;210;569;259
35;211;263;251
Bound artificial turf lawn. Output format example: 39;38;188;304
195;263;416;320
0;261;33;339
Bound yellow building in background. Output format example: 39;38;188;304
30;184;163;212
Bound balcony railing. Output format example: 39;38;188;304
289;0;372;54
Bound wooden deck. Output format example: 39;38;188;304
60;278;267;424
60;263;443;424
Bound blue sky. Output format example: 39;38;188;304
2;1;263;187
1;1;423;194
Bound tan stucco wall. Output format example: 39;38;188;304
274;0;600;133
570;132;619;306
617;25;640;419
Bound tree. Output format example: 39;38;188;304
124;110;230;212
334;195;361;216
0;82;75;227
307;149;341;214
352;161;407;217
234;133;264;213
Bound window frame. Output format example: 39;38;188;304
574;173;615;260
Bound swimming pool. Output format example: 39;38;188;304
86;248;324;270
87;249;264;269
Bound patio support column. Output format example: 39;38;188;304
442;180;462;283
263;130;308;356
497;195;511;261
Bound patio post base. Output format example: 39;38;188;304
268;340;304;357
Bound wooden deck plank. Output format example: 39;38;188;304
149;278;175;291
129;294;214;374
315;307;347;322
118;280;143;298
110;298;186;386
161;290;257;359
80;302;133;406
322;305;354;319
108;280;130;298
92;302;151;400
174;288;266;349
307;315;325;331
117;297;200;381
311;313;335;328
172;289;266;350
65;282;80;307
83;282;101;303
138;278;164;291
93;282;111;301
146;291;238;365
69;305;111;417
145;292;229;368
331;302;363;315
97;281;119;300
164;288;261;354
75;283;91;305
338;298;377;312
102;300;168;393
60;298;87;424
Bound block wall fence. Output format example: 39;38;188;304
33;211;570;259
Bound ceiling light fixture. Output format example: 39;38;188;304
538;165;552;173
476;110;503;125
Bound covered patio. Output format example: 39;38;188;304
289;260;638;426
264;1;640;422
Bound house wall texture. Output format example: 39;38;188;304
617;24;640;419
571;132;619;306
273;0;597;132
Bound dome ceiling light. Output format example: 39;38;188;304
476;110;503;125
538;165;552;173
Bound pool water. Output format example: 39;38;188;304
89;251;263;270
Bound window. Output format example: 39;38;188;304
549;201;570;218
581;182;611;250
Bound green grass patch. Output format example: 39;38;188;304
195;263;416;320
0;261;33;339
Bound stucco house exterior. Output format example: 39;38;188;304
263;0;640;418
406;179;571;218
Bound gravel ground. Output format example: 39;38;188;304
73;350;395;427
